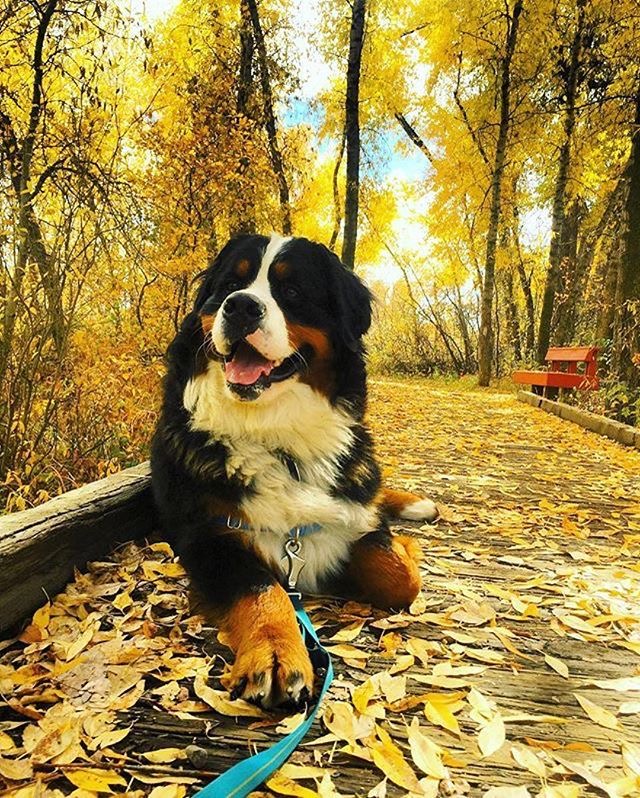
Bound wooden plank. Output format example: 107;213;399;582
512;370;599;389
0;462;153;633
545;346;598;362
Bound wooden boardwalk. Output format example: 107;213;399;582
1;380;639;797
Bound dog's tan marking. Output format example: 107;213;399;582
348;534;422;609
287;322;334;397
235;258;251;278
221;584;314;708
200;312;215;335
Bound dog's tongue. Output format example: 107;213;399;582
225;341;274;385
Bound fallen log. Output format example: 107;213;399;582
0;462;153;632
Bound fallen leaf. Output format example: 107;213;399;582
322;701;375;744
544;654;569;678
592;677;640;692
148;787;187;798
266;774;318;798
0;755;33;781
574;694;618;730
65;768;127;792
324;644;369;660
483;788;530;798
408;717;448;779
142;747;188;763
622;742;640;777
194;676;266;718
370;725;421;792
423;692;464;735
330;621;365;642
511;743;546;778
478;714;506;758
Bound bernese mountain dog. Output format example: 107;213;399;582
151;234;438;709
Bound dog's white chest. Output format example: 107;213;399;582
183;368;378;591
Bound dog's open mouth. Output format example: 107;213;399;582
223;340;304;398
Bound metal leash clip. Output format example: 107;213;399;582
284;527;306;590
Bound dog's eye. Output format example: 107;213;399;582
282;284;299;300
225;279;241;292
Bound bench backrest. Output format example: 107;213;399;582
545;346;599;377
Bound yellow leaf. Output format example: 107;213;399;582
0;755;33;781
389;654;414;675
478;715;506;758
407;717;448;779
483;788;530;798
266;774;318;798
467;687;495;722
142;561;186;579
65;626;96;661
276;711;306;735
324;644;369;660
193;676;265;718
142;748;188;763
370;726;420;792
352;677;378;713
112;591;132;611
424;696;461;735
378;672;406;704
33;602;51;630
94;726;132;750
65;768;127;792
544;654;569;678
574;694;618;730
148;787;187;798
322;701;375;743
330;620;365;642
592;677;640;692
0;731;16;752
537;785;581;798
511;744;546;778
622;742;640;777
406;638;440;666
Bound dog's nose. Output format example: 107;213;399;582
222;292;266;337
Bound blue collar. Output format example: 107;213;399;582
215;515;322;538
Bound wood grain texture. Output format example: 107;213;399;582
0;462;153;632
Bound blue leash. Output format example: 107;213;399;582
192;594;334;798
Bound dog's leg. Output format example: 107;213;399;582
344;529;422;609
379;488;438;522
180;527;313;709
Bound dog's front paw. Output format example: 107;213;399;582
228;633;314;710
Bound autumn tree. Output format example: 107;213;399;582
341;0;366;270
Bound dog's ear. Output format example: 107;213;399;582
321;245;373;352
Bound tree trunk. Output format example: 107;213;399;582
536;0;585;362
504;269;522;362
553;198;583;345
511;208;535;358
341;0;366;270
612;88;640;392
329;130;346;250
477;0;523;386
245;0;292;235
231;0;256;236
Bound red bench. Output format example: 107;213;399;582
513;346;599;398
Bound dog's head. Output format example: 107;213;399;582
193;234;372;402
